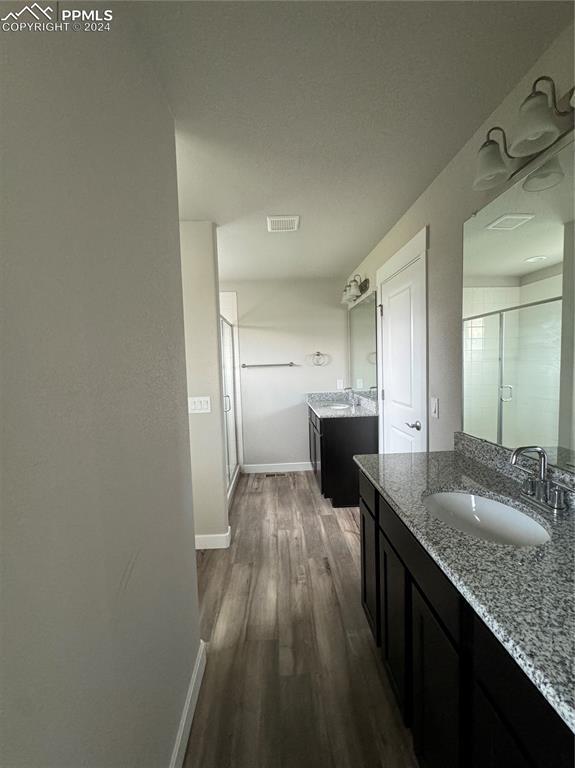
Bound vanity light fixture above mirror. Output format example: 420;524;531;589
472;75;573;191
341;274;370;304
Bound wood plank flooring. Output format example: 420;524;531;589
184;472;418;768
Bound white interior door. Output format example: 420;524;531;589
377;229;427;453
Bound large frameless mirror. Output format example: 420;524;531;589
349;292;377;394
462;136;574;471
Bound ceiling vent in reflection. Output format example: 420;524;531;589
266;215;300;233
486;214;534;231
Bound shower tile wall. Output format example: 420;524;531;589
505;301;562;448
463;314;500;442
463;275;563;448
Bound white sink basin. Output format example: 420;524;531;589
330;404;351;410
423;492;550;547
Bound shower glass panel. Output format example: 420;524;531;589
501;299;562;448
463;298;562;449
220;317;238;487
463;314;500;443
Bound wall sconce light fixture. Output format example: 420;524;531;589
472;75;573;192
522;155;564;192
472;126;514;191
510;76;572;156
342;275;370;305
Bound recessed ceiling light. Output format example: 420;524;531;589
486;214;534;231
524;255;548;263
266;215;300;233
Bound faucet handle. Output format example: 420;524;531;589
521;477;536;496
548;486;566;511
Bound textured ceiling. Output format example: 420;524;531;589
136;1;573;280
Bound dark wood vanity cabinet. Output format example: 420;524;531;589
358;470;574;768
412;584;460;768
308;408;377;507
378;529;408;714
360;500;380;644
470;682;531;768
308;415;322;489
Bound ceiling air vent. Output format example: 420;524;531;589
266;215;300;233
486;214;534;231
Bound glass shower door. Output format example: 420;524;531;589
501;300;562;448
463;314;500;443
464;298;563;449
220;317;238;487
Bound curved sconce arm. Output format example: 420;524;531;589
531;76;574;117
485;126;516;159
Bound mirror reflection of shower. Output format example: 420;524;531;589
462;138;574;470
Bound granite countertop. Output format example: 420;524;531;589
307;401;377;419
354;451;575;732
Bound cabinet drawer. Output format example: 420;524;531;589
359;471;376;516
473;617;573;768
379;494;460;646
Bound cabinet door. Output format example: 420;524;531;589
360;501;380;644
308;418;316;473
313;426;322;490
471;683;531;768
379;532;408;717
412;585;459;768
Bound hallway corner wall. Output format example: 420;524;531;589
180;222;230;542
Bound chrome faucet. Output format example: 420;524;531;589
510;446;548;481
343;386;358;406
510;446;566;511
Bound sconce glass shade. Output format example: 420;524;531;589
348;278;361;299
510;90;560;157
522;156;564;192
472;139;509;191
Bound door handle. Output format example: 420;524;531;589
405;421;422;431
224;394;231;413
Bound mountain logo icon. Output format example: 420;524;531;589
1;3;53;21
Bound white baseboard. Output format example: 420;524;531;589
241;462;313;474
169;639;207;768
195;526;231;550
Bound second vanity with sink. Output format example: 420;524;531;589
355;437;574;768
307;391;377;507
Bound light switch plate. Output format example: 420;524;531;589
356;378;364;389
431;397;439;419
336;379;344;390
188;396;211;414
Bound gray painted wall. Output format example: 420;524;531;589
180;221;229;537
1;18;200;768
347;24;574;451
221;278;349;467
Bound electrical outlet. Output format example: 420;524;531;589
431;397;439;419
336;379;344;390
188;396;211;414
356;378;364;389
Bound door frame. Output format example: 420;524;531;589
376;226;428;453
220;314;241;501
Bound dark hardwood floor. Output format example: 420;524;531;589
184;472;418;768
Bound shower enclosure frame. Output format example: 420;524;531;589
462;294;562;447
220;315;240;493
